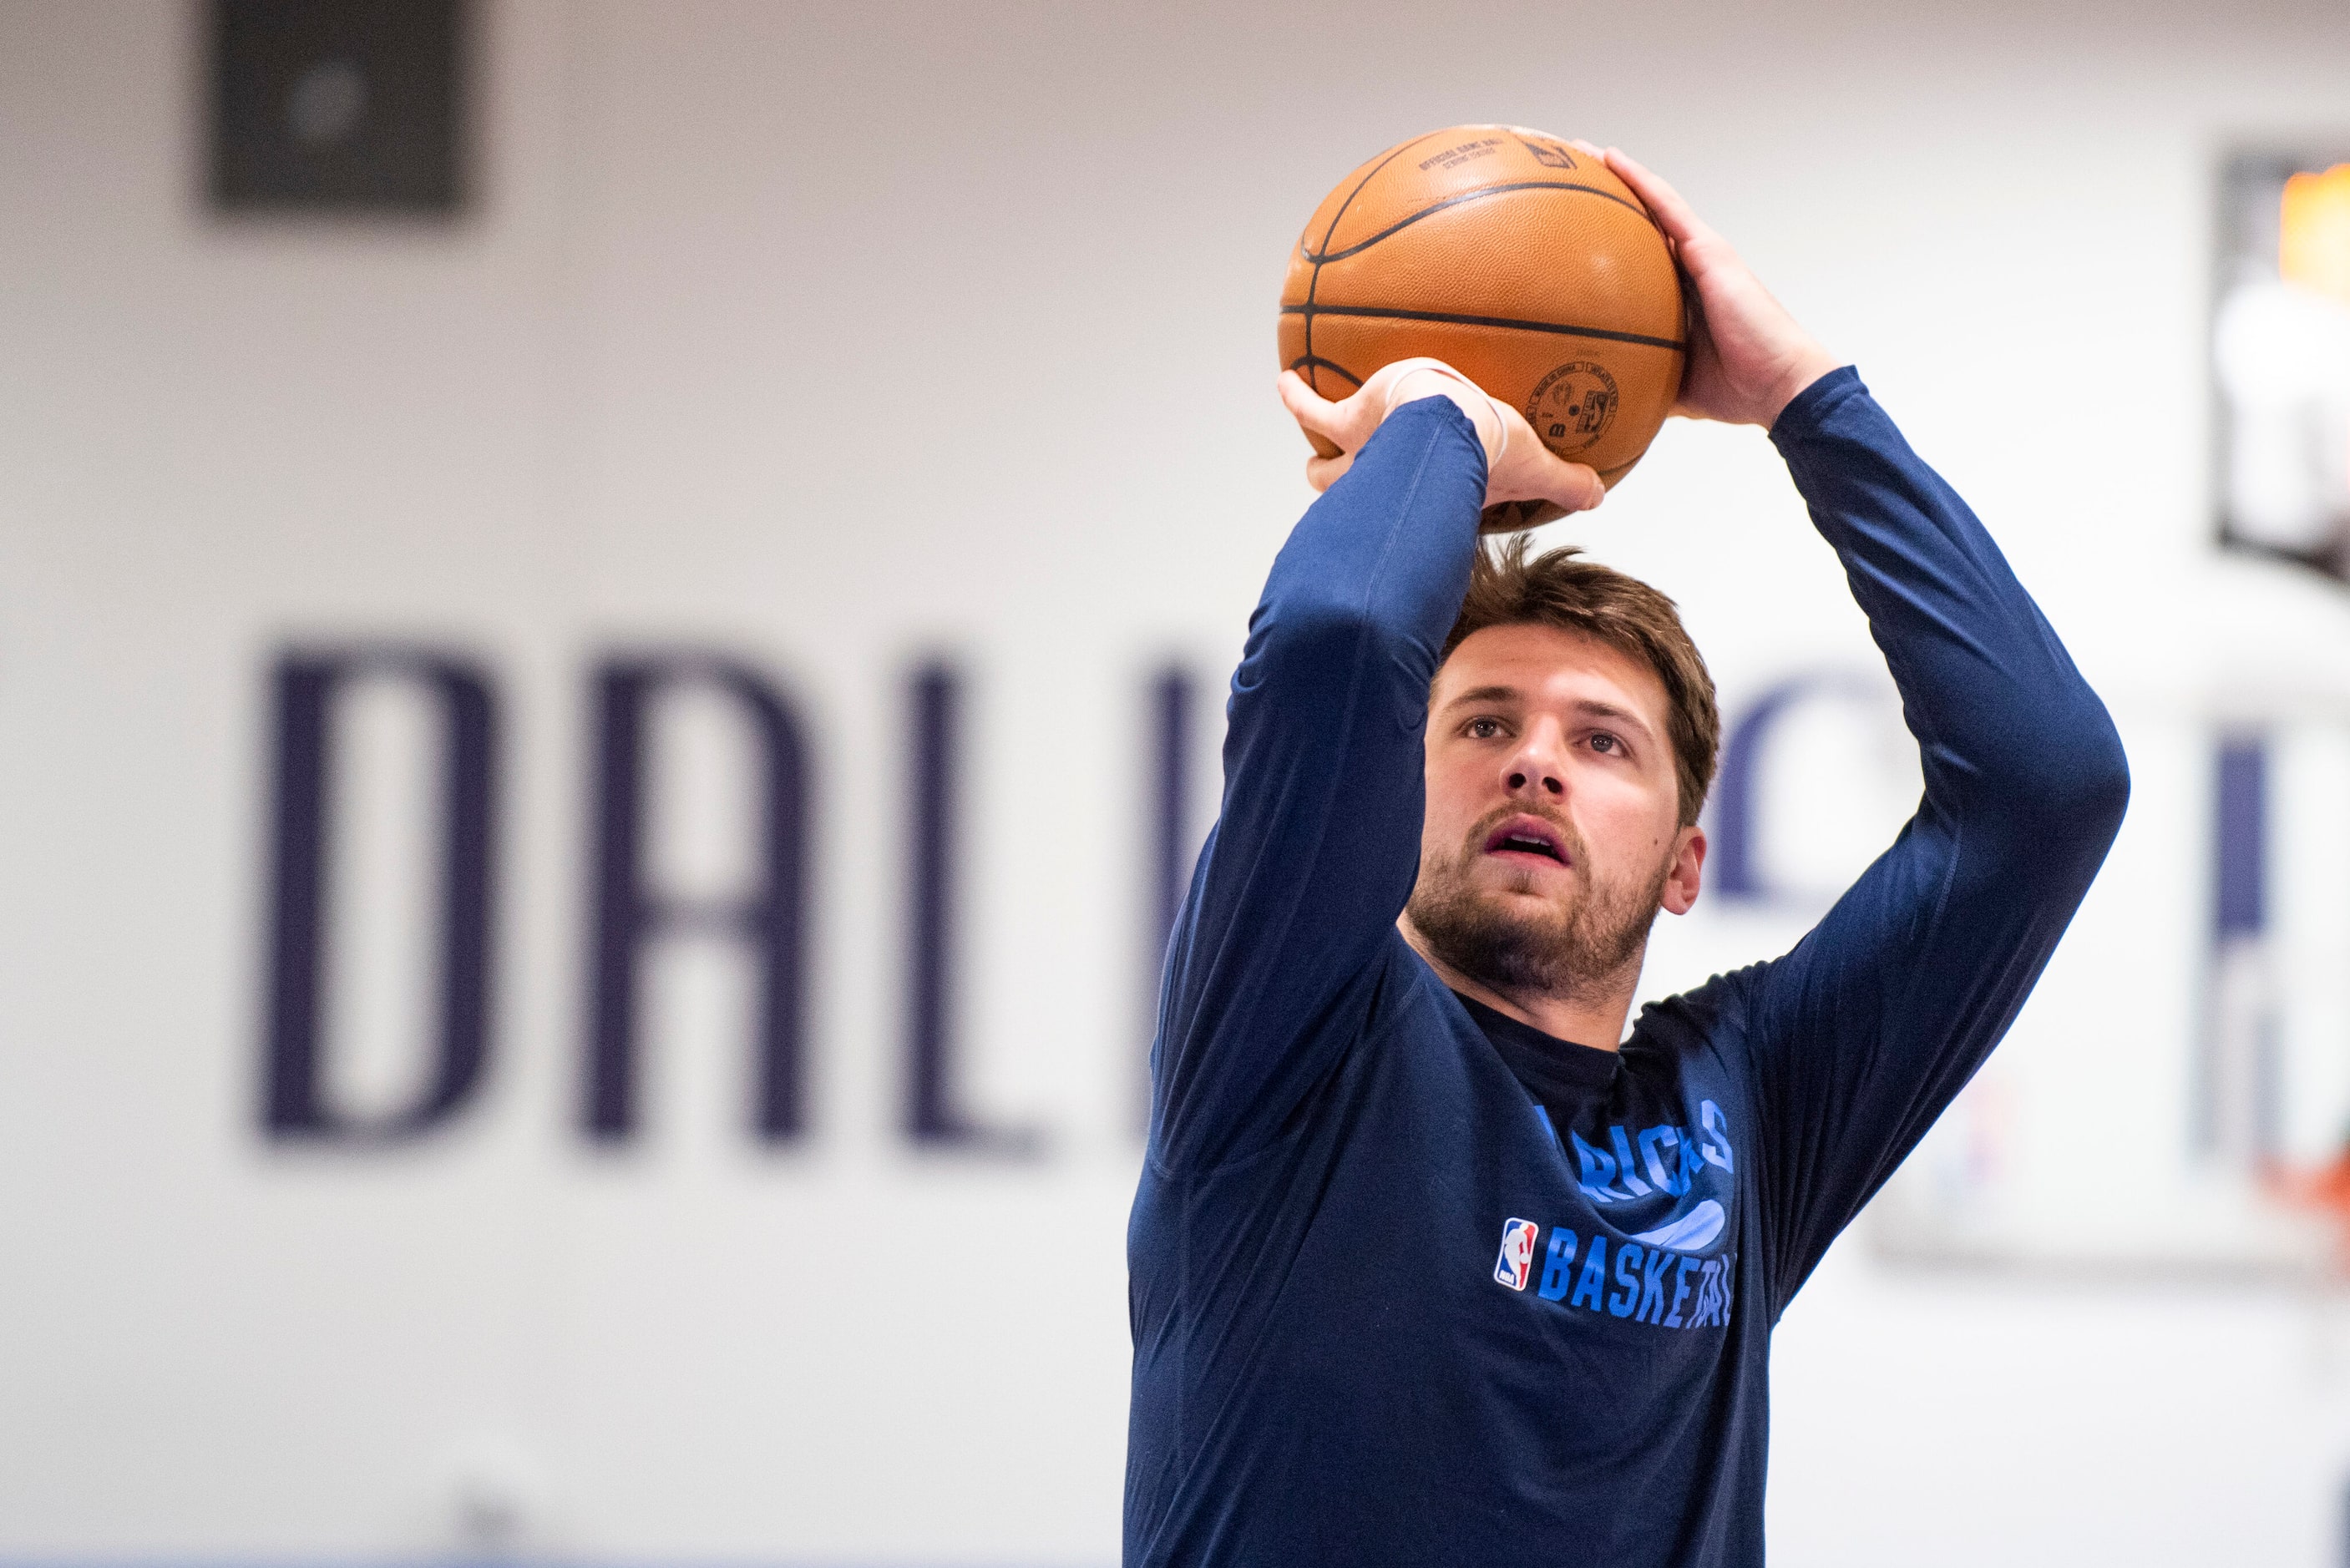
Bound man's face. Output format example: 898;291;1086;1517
1403;623;1705;1001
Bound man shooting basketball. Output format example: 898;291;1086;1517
1124;148;2129;1565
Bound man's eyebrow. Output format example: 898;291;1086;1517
1441;684;1521;708
1440;685;1659;738
1571;698;1656;737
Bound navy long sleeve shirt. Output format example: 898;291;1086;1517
1124;369;2129;1567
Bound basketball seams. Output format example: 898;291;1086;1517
1280;303;1687;355
1285;354;1363;390
1302;180;1651;265
1303;131;1449;395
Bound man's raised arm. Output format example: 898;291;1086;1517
1148;365;1598;1172
1596;148;2130;1309
1739;367;2129;1308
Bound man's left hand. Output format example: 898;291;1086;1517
1581;144;1841;429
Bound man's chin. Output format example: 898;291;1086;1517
1408;847;1665;1001
1407;896;1572;998
1497;903;1578;951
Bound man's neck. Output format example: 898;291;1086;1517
1399;917;1638;1050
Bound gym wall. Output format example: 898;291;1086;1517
3;2;2349;1563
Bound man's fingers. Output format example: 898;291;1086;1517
1547;458;1607;516
1603;147;1711;250
1278;369;1350;448
1287;359;1598;505
1502;447;1605;515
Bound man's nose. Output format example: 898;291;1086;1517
1503;728;1567;797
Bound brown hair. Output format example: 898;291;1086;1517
1441;538;1719;827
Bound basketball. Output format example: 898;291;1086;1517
1280;125;1689;528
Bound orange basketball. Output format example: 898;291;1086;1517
1279;125;1688;528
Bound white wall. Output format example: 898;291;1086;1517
5;0;2350;1562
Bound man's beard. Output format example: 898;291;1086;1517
1405;806;1671;1004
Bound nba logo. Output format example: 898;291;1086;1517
1494;1217;1538;1291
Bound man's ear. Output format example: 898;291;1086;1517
1660;824;1705;916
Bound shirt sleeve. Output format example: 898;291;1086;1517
1148;396;1487;1172
1740;367;2130;1315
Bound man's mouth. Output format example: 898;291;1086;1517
1481;815;1569;867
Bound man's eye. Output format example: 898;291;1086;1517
1466;717;1503;739
1590;732;1620;754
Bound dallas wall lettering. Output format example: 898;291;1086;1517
258;645;1204;1151
2201;734;2271;1162
261;646;497;1141
1144;666;1194;1129
1148;667;1194;986
585;652;810;1143
903;659;1035;1152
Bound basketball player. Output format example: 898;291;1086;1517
1124;148;2129;1565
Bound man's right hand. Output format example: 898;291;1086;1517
1279;360;1605;518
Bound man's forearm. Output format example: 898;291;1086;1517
1246;396;1486;678
1150;396;1487;1171
1744;368;2128;1306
